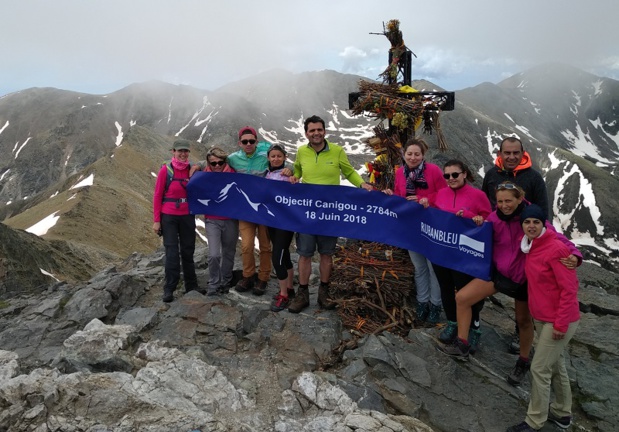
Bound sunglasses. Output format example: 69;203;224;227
209;161;225;167
496;183;518;190
443;172;463;179
175;149;190;153
240;139;256;145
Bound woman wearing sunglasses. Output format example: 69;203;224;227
419;159;491;353
384;138;447;324
201;147;239;296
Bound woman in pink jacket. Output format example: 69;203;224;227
507;204;580;432
422;160;491;353
153;140;199;303
384;138;447;323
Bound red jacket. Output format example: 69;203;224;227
393;163;447;205
524;229;580;333
433;183;491;219
153;163;190;222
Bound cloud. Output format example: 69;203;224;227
338;46;382;77
1;0;618;95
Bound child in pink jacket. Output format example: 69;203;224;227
507;204;580;432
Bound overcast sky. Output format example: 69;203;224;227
1;0;617;97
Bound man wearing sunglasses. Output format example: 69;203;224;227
481;136;549;355
227;126;273;296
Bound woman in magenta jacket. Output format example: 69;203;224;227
384;138;447;323
421;160;491;353
439;182;581;387
507;204;580;432
153;140;199;303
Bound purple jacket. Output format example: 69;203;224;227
393;163;447;205
487;210;582;284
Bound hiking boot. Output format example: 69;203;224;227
507;357;531;386
505;421;538;432
253;279;268;296
427;303;442;324
235;276;254;292
317;285;336;310
468;328;482;354
270;294;290;312
438;321;458;344
288;286;310;314
206;290;220;297
548;411;572;429
438;338;470;359
416;302;430;322
508;329;520;354
162;289;174;303
217;285;229;295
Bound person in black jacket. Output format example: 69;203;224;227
482;136;549;355
482;137;549;217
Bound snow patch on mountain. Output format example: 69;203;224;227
70;174;94;190
26;211;60;236
561;122;615;164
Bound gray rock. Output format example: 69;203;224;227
579;284;619;316
0;349;19;380
2;242;618;432
53;318;139;373
63;287;112;325
116;306;158;331
361;334;395;368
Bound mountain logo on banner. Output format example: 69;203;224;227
420;222;486;259
198;182;275;217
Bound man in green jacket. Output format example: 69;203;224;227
288;115;373;313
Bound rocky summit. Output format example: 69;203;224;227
1;245;618;432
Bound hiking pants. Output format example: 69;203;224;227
161;213;197;292
239;220;271;282
205;218;238;292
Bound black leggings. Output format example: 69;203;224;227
432;263;484;326
268;227;294;280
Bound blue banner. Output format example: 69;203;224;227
187;172;492;280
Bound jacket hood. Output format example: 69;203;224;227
494;151;533;173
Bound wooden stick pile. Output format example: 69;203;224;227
329;241;416;336
351;81;425;120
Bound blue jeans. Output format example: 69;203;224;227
408;250;441;306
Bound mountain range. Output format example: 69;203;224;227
0;63;618;295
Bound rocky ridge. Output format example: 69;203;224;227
1;245;618;431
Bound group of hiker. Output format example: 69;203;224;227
152;118;581;432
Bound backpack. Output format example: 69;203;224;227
162;162;189;194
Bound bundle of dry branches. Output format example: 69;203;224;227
351;81;425;121
329;241;417;336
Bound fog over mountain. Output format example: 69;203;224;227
0;63;617;290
